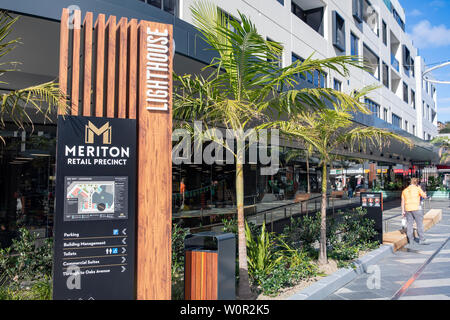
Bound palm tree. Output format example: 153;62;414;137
174;0;374;298
268;95;413;265
0;11;67;142
431;136;450;164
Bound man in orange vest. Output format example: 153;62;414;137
401;178;430;247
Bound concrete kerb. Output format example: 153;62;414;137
288;244;394;300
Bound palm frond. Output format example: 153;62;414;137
0;81;69;131
336;126;413;153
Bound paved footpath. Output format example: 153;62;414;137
325;200;450;300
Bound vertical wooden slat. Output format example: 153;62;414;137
94;14;106;117
83;12;93;117
106;15;116;118
127;19;138;120
58;8;69;115
195;252;201;299
71;10;81;116
184;251;191;300
206;252;213;300
211;253;218;300
117;17;128;119
201;252;206;300
136;21;173;300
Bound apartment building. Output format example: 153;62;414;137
179;0;438;141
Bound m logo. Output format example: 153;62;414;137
85;121;112;144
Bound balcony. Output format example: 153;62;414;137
391;54;399;72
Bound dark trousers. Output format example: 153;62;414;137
405;210;425;243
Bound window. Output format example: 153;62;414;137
411;90;416;109
291;53;305;80
334;78;342;91
333;11;346;52
428;134;432;141
383;108;389;122
411;59;415;77
412;124;416;136
363;44;380;79
403;45;411;77
363;0;379;36
313;70;327;88
277;0;284;5
404;120;408;132
392;113;402;128
365;98;380;118
353;0;363;23
291;1;324;36
218;9;241;33
350;33;359;56
382;20;387;45
267;37;282;68
382;62;389;88
403;82;408;103
427;104;430;121
392;8;405;31
145;0;179;16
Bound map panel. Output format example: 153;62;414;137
64;176;128;221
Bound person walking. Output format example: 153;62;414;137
401;178;430;248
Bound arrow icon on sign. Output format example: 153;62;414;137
122;247;126;254
122;237;127;245
122;228;127;235
121;266;126;273
121;257;126;263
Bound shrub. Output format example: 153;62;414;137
0;228;53;284
245;222;281;284
256;239;318;296
171;223;189;300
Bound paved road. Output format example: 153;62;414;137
325;200;450;300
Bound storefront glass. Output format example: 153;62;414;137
0;124;56;248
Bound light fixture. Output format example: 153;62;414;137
31;153;51;157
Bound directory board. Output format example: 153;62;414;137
53;115;136;300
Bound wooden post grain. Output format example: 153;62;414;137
136;21;173;300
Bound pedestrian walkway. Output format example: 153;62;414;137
325;200;450;300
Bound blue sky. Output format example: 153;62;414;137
401;0;450;123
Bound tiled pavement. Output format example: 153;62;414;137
325;200;450;300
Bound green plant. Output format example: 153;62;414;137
171;223;189;300
256;239;318;296
0;276;52;300
338;207;377;247
0;228;53;284
267;101;412;265
0;11;68;142
245;222;281;284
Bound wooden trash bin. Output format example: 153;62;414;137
184;232;235;300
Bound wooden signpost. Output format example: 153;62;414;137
55;8;173;300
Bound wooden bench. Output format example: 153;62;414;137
383;209;443;252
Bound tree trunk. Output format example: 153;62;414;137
236;162;252;299
306;155;311;194
318;162;328;265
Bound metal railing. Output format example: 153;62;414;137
188;193;362;233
